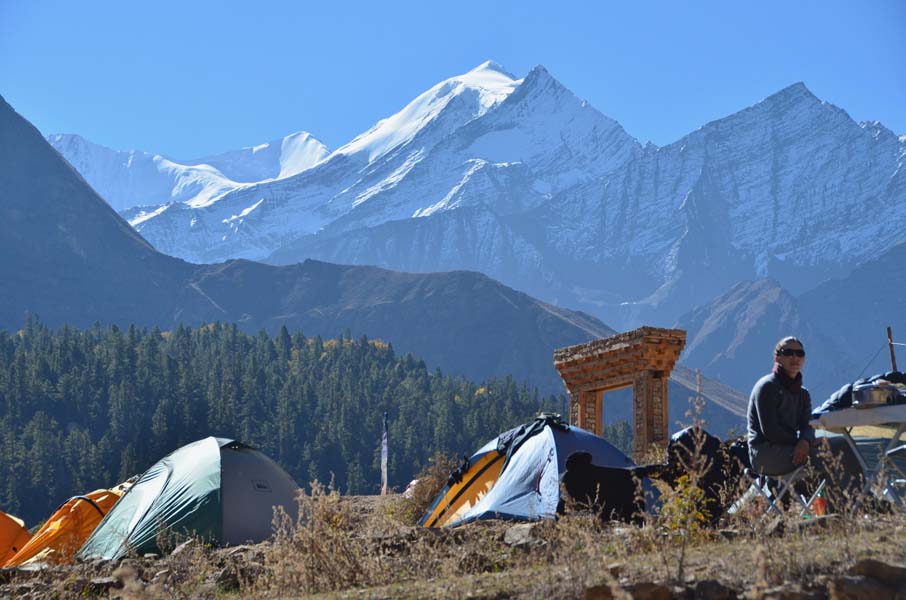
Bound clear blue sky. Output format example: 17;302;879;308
2;0;903;159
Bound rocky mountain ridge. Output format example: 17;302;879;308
51;63;903;334
676;240;906;402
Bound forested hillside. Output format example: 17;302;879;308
1;93;616;396
0;320;568;524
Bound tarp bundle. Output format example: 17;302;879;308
78;437;300;561
560;452;649;522
3;485;128;567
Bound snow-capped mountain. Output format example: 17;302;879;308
47;130;329;213
55;62;905;335
272;76;905;329
121;61;641;264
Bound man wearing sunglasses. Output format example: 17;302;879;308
747;336;816;475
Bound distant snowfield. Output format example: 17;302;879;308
50;61;906;333
47;130;330;214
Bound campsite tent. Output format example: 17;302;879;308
421;414;637;527
4;484;128;567
78;437;300;560
0;511;30;566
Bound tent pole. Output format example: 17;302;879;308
888;326;898;372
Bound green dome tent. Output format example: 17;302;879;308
78;437;299;560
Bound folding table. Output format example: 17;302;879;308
810;404;906;505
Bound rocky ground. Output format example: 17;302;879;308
2;494;906;599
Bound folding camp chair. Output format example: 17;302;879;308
729;466;826;518
880;443;906;507
811;406;906;509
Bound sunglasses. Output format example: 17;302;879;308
777;348;806;358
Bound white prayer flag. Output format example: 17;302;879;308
381;411;389;495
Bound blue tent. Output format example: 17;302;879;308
421;414;639;527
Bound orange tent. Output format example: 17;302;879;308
0;511;31;565
4;486;126;567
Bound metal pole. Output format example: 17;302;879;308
888;326;898;372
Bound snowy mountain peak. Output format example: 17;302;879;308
503;64;594;114
468;60;516;79
48;130;330;211
748;82;827;117
495;63;627;139
753;81;860;128
677;80;852;148
277;132;330;177
451;61;521;104
335;62;521;162
283;131;315;143
190;131;329;182
521;64;556;87
769;81;814;100
48;132;152;158
48;133;146;160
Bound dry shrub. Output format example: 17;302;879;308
45;557;106;597
261;480;389;595
508;515;631;598
160;539;217;599
625;407;725;584
257;476;527;596
386;451;461;525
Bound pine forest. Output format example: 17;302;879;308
0;319;576;524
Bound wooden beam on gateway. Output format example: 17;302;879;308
554;327;686;461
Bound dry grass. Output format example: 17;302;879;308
244;479;906;599
4;492;906;599
5;441;906;599
249;506;906;599
384;451;461;526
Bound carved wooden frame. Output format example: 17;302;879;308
554;327;686;461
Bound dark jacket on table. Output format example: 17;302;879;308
747;372;815;447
